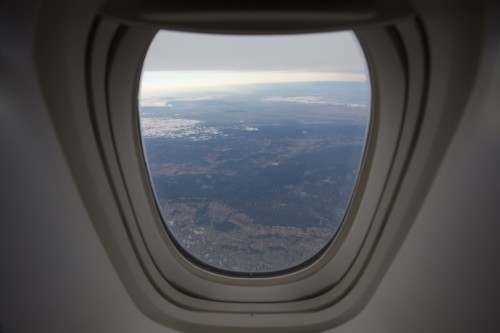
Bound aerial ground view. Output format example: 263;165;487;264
139;80;370;273
138;30;369;273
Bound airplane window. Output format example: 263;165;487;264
138;30;370;274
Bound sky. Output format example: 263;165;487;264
140;30;368;96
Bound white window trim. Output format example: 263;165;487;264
81;15;428;331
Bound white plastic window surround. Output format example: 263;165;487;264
87;17;427;331
137;30;370;276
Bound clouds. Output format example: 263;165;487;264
139;30;369;96
262;96;327;104
139;70;366;96
140;118;223;141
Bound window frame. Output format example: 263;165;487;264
137;30;373;278
85;15;428;330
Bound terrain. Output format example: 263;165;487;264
140;81;370;273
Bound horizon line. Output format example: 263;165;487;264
140;70;368;96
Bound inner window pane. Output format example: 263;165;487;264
139;30;370;274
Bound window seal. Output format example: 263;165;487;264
84;15;428;330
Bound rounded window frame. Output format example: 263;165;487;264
136;30;372;279
88;15;427;329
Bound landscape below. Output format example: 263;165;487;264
140;81;370;273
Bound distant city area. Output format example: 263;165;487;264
139;81;370;273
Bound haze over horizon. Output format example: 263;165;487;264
140;30;368;97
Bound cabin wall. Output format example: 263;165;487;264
0;0;499;332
